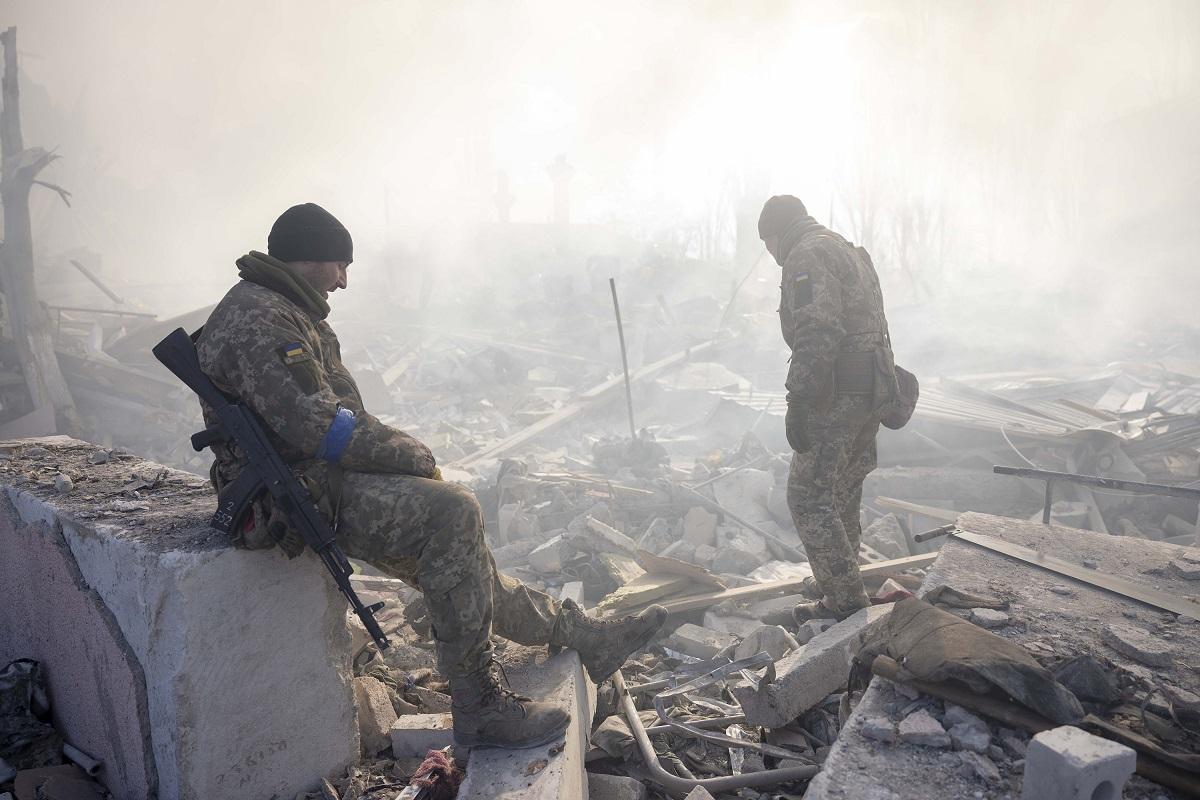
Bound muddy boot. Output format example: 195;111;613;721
549;599;668;681
450;657;570;750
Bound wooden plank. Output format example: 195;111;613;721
874;496;959;523
654;553;938;616
594;573;695;616
634;550;726;590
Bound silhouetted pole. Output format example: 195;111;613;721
608;277;636;438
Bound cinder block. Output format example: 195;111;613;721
389;713;454;758
1020;725;1135;800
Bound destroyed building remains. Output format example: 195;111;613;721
4;4;1200;799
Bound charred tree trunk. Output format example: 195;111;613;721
0;26;80;435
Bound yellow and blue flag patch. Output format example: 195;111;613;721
278;341;311;365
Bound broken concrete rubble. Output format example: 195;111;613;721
731;603;894;728
806;512;1200;799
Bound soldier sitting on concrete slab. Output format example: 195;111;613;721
193;203;667;750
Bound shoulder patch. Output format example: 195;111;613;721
791;272;813;308
277;341;312;365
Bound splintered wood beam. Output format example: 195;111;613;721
653;553;938;616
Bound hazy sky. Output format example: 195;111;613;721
6;0;1200;345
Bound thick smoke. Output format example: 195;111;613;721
8;0;1200;373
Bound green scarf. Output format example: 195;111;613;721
236;250;330;319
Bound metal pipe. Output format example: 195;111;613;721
912;524;956;543
645;714;745;735
995;465;1200;501
69;259;125;305
608;277;637;439
613;670;818;797
63;742;102;776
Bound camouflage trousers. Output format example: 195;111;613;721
333;472;561;678
787;395;879;617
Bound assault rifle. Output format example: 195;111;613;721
152;327;391;650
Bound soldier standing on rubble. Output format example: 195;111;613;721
194;203;667;750
759;195;915;623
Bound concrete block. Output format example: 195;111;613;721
529;534;567;573
664;623;737;660
732;603;893;728
354;676;399;756
587;772;647;800
957;751;1000;783
795;618;836;644
0;437;357;800
732;625;799;662
682;506;717;546
898;709;951;748
559;581;585;606
1102;623;1174;666
1020;725;1135;800
969;608;1009;629
457;647;595;800
389;713;454;758
860;716;896;742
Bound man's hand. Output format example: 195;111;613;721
785;401;810;454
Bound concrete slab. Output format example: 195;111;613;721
0;437;358;800
456;645;595;800
731;603;893;727
804;512;1199;799
389;713;454;758
587;772;647;800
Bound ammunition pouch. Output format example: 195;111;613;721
836;346;900;412
881;365;919;430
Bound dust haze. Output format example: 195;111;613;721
8;0;1200;373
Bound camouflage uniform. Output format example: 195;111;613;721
777;217;897;617
195;278;560;681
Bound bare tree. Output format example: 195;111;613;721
0;27;81;434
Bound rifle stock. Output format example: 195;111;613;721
153;327;391;650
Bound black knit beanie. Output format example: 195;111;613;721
757;195;808;239
267;203;354;263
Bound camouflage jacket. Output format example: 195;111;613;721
777;217;893;406
195;279;435;495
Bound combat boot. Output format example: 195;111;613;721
549;599;668;681
450;657;570;750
